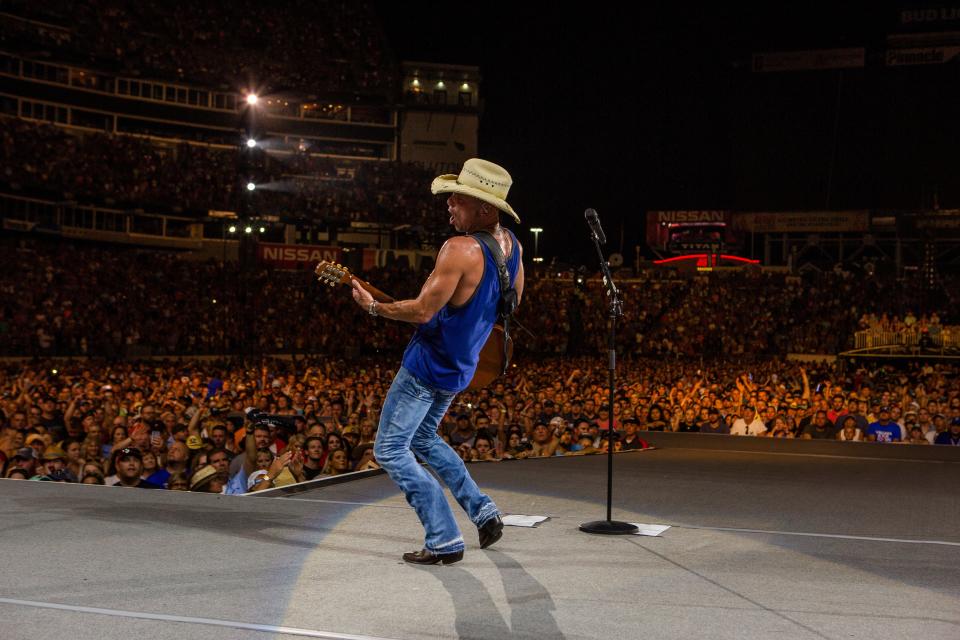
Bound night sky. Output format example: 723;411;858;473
374;2;959;265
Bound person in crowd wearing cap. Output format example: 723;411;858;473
447;414;477;448
7;447;38;477
934;418;960;445
620;418;650;448
346;158;523;565
112;447;162;488
41;445;76;481
529;422;559;457
6;467;30;480
866;406;903;443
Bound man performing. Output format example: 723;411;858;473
349;158;524;565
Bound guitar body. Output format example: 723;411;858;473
471;324;512;390
316;260;512;389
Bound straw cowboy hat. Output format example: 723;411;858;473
431;158;520;224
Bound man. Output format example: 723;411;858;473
113;447;162;489
730;406;767;436
866;406;903;443
8;447;38;477
208;448;232;478
934;418;960;445
620;418;649;450
347;158;523;565
700;408;730;435
293;436;323;481
36;445;74;482
447;414;476;447
801;411;836;440
149;440;189;488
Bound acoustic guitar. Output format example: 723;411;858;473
315;261;512;390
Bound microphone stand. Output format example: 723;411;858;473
580;218;639;536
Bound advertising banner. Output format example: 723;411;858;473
645;211;733;251
733;211;870;233
752;48;865;72
257;242;342;269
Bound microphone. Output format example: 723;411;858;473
585;208;606;245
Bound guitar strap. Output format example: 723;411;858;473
471;230;517;376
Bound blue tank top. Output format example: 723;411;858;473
402;229;520;392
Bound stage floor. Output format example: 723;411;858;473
1;447;958;640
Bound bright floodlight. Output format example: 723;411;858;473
246;182;256;191
246;93;258;106
228;225;237;233
246;138;257;148
244;226;253;234
259;226;266;233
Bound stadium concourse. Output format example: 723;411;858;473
1;435;958;640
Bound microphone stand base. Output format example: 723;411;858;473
579;520;639;535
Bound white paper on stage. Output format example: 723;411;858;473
502;514;550;528
629;523;671;537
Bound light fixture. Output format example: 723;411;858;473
259;226;266;233
461;82;469;91
437;81;445;89
246;93;258;106
246;139;257;148
246;182;256;191
244;226;253;234
228;225;237;233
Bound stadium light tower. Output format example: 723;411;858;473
531;227;543;263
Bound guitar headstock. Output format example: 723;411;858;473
315;261;352;287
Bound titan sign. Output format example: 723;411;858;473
258;242;342;269
645;211;734;251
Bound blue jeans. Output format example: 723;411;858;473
375;367;499;553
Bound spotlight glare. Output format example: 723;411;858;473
246;93;258;106
228;225;237;233
246;138;257;148
259;227;266;233
244;226;253;234
246;182;256;191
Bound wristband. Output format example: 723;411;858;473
368;300;378;316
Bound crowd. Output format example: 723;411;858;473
1;237;955;361
2;0;393;96
0;118;443;228
3;353;959;492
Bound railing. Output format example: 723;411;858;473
853;326;958;349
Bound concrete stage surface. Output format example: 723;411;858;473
1;444;959;640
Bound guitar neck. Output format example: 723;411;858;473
357;280;395;303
